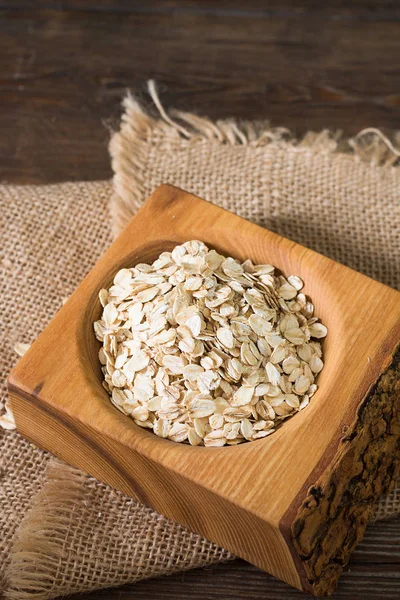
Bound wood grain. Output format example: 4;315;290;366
1;1;400;183
8;185;400;596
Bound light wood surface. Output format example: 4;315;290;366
8;185;400;596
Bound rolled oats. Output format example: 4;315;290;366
94;241;327;446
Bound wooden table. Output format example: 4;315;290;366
1;2;399;598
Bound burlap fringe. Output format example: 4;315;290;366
5;460;87;600
109;80;400;237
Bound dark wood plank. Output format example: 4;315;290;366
70;518;400;599
1;2;400;183
3;1;400;14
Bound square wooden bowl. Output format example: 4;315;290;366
9;185;400;596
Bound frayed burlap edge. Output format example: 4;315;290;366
6;459;233;600
109;81;400;237
5;461;88;600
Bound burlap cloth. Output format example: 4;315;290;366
1;89;400;599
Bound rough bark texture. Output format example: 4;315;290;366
292;347;400;596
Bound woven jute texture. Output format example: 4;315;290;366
1;92;400;599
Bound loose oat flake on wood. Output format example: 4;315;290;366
94;241;327;446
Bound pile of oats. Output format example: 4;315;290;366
94;241;327;447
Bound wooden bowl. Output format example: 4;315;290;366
9;185;400;596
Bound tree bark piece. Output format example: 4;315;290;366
293;347;400;596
